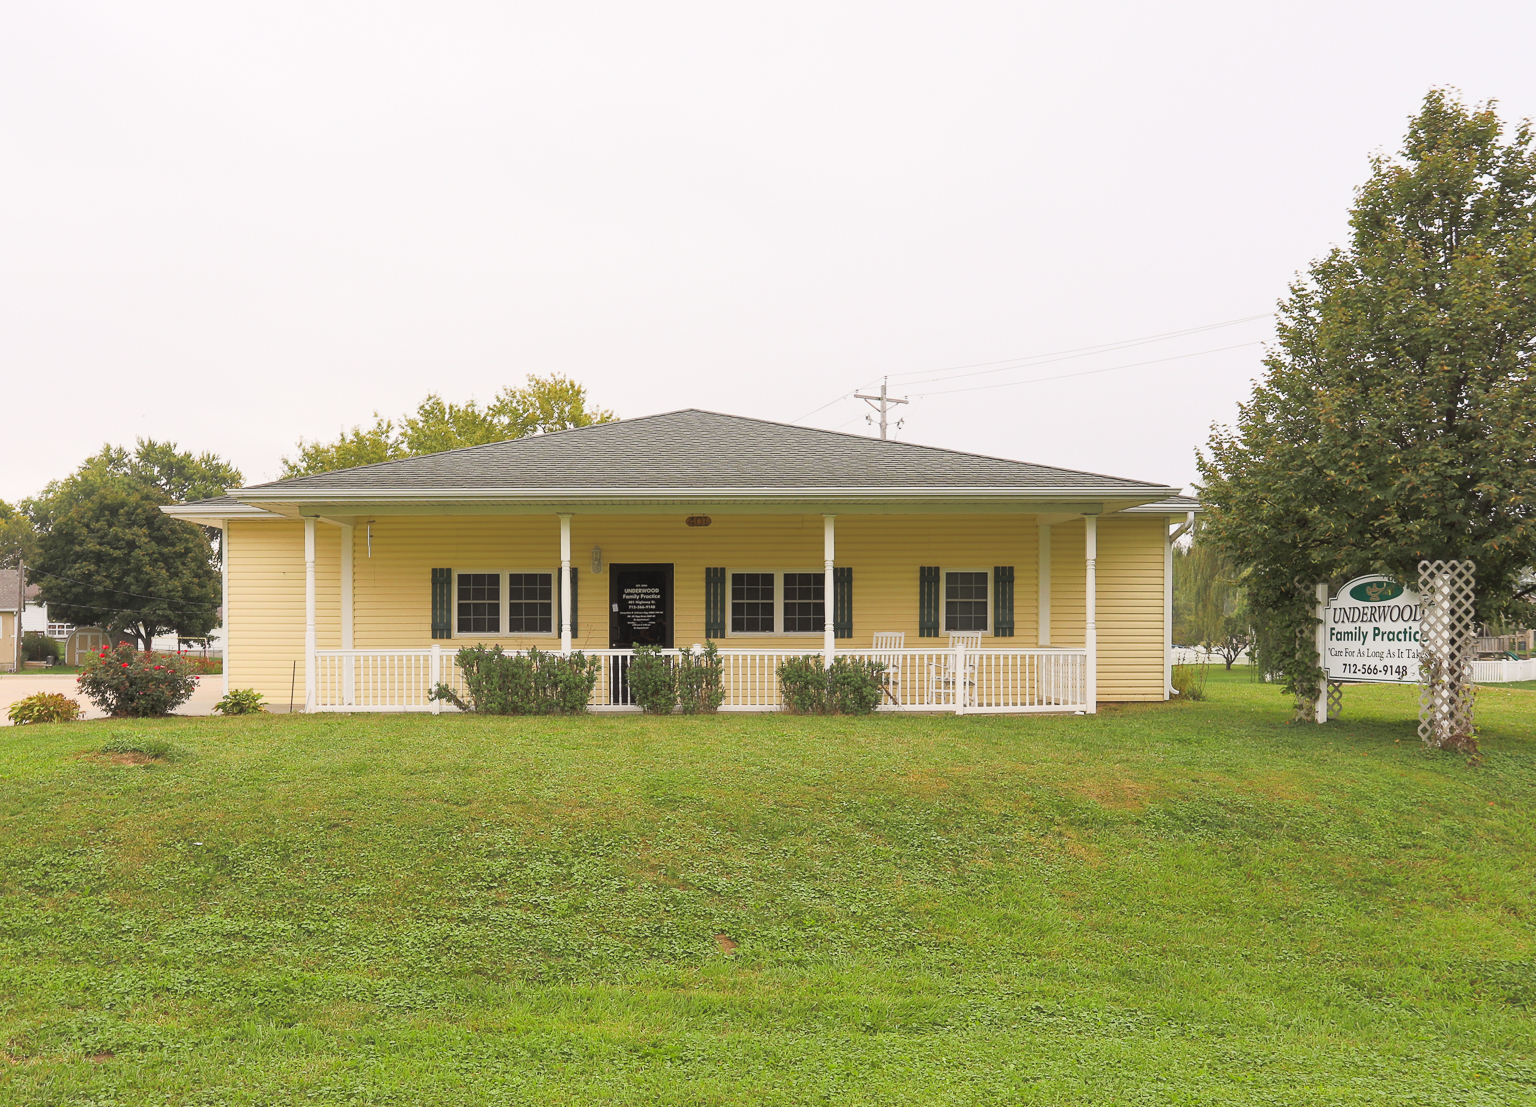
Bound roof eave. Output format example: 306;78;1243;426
230;484;1181;503
160;503;288;524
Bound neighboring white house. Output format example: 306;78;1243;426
19;586;222;657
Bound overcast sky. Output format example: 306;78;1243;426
4;1;1534;502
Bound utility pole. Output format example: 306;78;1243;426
854;378;909;440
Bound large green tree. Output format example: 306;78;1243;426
283;374;617;477
0;501;37;569
26;441;239;647
1198;90;1536;719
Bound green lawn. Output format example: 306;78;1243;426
2;673;1533;1105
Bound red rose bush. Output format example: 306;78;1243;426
77;644;199;717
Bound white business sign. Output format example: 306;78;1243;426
1323;575;1423;684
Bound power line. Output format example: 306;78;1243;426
886;312;1273;384
26;567;221;609
914;340;1264;397
789;311;1272;424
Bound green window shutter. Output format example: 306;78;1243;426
704;567;726;639
833;567;853;639
993;566;1015;637
918;566;940;637
557;569;579;638
431;568;452;639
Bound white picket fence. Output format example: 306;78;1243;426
310;645;1090;714
1472;656;1536;684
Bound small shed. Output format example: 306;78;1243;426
65;627;109;666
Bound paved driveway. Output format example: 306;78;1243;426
0;674;224;724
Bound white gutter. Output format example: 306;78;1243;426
229;483;1182;502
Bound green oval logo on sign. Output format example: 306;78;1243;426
1349;579;1403;603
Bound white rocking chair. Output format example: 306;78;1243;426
931;632;982;707
870;632;906;705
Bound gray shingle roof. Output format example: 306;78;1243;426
0;569;24;611
237;409;1174;496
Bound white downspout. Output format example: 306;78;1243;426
1084;514;1098;713
559;513;573;654
304;517;316;713
221;521;230;697
1165;511;1194;698
823;514;836;667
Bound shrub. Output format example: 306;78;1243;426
181;655;223;676
214;688;267;715
20;632;60;663
76;644;199;717
676;642;725;714
1171;662;1209;701
826;657;887;715
777;655;827;714
626;644;678;714
777;655;887;715
430;645;599;715
7;692;83;724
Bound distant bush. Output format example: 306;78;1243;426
777;655;886;715
676;642;725;714
77;644;199;717
627;644;678;714
1171;662;1209;701
214;688;266;715
7;692;82;724
20;633;60;663
180;654;222;676
430;645;599;715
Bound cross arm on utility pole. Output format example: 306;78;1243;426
854;377;909;440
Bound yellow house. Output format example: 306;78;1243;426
165;410;1197;713
0;569;23;673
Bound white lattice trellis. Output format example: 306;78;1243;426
1418;560;1476;749
1326;680;1345;720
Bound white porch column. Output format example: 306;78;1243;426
341;525;354;650
559;513;573;653
304;517;316;712
1037;523;1051;646
220;521;230;697
822;514;836;666
341;523;355;705
1084;513;1097;713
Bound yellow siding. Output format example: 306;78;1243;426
1049;519;1086;647
1097;515;1167;700
226;520;341;707
229;511;1167;704
0;611;15;670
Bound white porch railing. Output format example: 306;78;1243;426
311;645;1090;714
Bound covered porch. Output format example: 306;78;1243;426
286;507;1108;715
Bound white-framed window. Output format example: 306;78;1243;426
729;570;825;635
944;569;989;633
454;570;556;637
